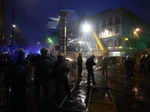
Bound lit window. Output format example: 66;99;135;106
101;29;113;38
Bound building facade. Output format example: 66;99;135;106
96;8;150;56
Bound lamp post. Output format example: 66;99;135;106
8;24;16;46
11;24;16;39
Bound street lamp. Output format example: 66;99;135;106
12;24;16;28
124;37;128;41
81;22;92;33
133;27;141;38
81;21;105;56
11;24;17;39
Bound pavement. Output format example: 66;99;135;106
89;63;150;112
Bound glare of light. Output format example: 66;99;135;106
133;28;141;37
108;47;112;49
37;49;41;54
119;46;123;49
12;24;16;28
105;93;108;99
109;52;121;56
135;28;140;32
89;48;92;51
82;22;92;33
133;87;138;93
69;39;74;43
132;86;138;96
48;38;53;44
124;38;128;41
9;88;12;93
95;58;98;63
133;31;137;35
24;49;30;58
104;29;109;35
65;57;73;62
31;77;34;81
78;41;84;44
101;29;113;38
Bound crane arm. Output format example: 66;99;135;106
93;32;104;51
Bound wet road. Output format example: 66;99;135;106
59;69;91;112
92;63;150;112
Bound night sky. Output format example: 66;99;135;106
6;0;150;45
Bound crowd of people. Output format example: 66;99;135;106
0;48;70;112
2;46;149;112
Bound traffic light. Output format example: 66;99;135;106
47;37;54;44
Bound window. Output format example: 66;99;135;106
115;16;121;24
102;20;106;27
115;26;120;33
108;17;112;26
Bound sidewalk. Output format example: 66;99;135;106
88;66;117;112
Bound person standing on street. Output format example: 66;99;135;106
77;53;83;83
86;55;96;87
102;56;108;81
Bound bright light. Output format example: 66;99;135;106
78;41;84;44
119;46;123;49
108;47;112;49
82;22;92;33
124;38;128;41
65;57;73;62
37;49;41;54
133;27;141;37
101;29;113;38
132;87;138;93
12;24;16;28
135;28;140;32
109;52;121;56
133;31;137;35
105;93;108;99
104;29;109;35
48;38;53;44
